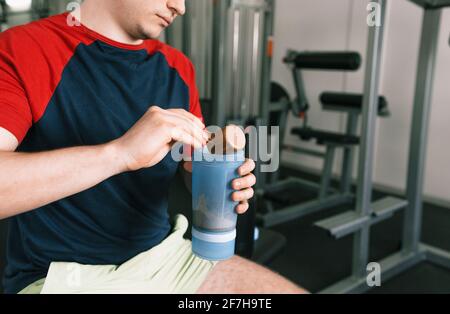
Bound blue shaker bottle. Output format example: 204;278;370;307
191;148;245;261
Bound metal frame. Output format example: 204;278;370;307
31;0;50;19
221;0;274;127
317;0;450;293
0;0;6;32
258;50;367;228
166;0;274;128
258;138;356;228
258;115;361;228
1;1;76;31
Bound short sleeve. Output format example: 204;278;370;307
0;46;32;143
187;61;204;124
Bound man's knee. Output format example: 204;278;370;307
197;255;308;294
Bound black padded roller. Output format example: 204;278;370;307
284;51;361;71
291;128;360;146
320;92;388;114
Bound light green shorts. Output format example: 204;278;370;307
19;215;219;294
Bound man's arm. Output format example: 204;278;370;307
0;106;208;220
0;130;125;219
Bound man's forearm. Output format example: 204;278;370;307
0;143;125;219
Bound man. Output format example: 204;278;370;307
0;0;305;294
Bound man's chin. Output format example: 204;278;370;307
136;25;163;40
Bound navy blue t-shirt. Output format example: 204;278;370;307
0;13;203;293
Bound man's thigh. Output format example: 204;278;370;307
196;255;308;294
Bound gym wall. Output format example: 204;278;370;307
272;0;450;206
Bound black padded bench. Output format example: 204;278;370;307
320;92;389;115
291;128;360;146
284;51;361;71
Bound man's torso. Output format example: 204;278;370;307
0;13;202;293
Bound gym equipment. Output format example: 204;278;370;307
314;0;450;293
0;0;52;27
165;0;274;129
31;0;49;19
47;0;74;16
166;0;281;262
0;0;7;32
165;0;214;110
258;51;389;228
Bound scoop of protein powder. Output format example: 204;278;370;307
207;125;246;155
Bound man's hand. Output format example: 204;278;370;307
0;106;209;219
111;106;209;172
183;159;256;215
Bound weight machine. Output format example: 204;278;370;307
258;49;390;228
0;0;7;31
166;0;274;129
316;0;450;293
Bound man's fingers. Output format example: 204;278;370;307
164;113;208;145
163;114;206;147
238;159;256;176
232;173;256;190
235;201;249;214
170;126;203;149
168;109;205;130
149;106;204;132
232;188;254;202
166;109;208;142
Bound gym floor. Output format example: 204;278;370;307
1;167;449;294
265;171;450;294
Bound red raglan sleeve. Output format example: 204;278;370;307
186;60;204;124
152;42;205;124
0;31;33;143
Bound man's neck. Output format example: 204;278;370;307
79;0;144;45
